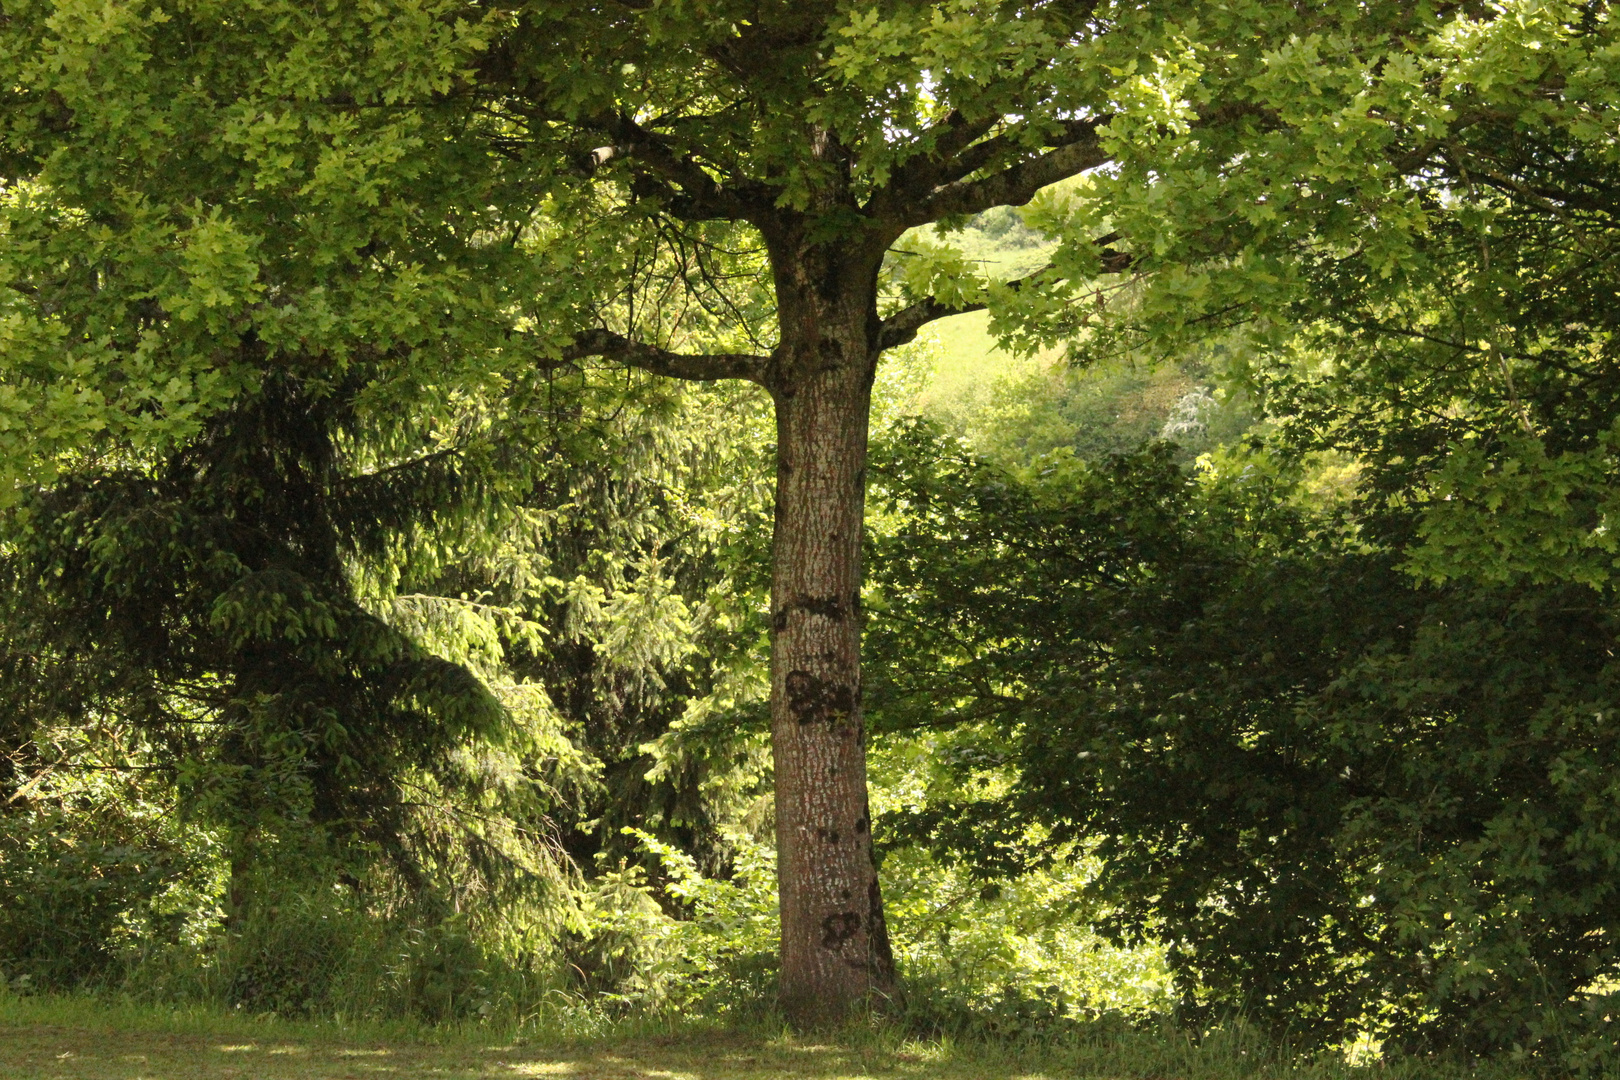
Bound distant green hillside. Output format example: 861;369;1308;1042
890;206;1250;466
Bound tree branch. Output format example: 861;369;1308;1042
585;112;771;222
925;110;1007;168
879;295;989;351
890;101;1283;229
918;121;1113;222
874;114;1114;228
952;116;1110;190
873;110;1005;215
878;264;1054;351
562;328;768;384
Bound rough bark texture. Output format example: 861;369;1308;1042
764;219;898;1025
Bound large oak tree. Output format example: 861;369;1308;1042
1;0;1562;1023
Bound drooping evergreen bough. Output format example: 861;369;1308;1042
0;374;515;907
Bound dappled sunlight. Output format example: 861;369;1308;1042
0;994;1549;1079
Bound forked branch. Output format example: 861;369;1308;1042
874;115;1117;231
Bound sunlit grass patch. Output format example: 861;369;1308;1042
0;993;1539;1080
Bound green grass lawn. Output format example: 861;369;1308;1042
0;995;1517;1080
0;1022;944;1080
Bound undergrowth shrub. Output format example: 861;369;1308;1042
216;891;373;1017
0;794;549;1023
0;787;221;993
131;876;531;1023
565;822;1173;1037
563;828;778;1015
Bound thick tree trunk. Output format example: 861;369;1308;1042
766;240;897;1025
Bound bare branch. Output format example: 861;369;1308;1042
562;327;768;384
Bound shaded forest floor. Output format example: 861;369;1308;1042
0;996;1522;1080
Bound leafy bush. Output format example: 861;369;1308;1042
132;875;528;1023
559;829;778;1015
0;766;537;1024
0;774;221;992
562;820;1171;1034
866;421;1620;1067
878;841;1171;1038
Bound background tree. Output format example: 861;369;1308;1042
863;2;1620;1064
0;0;585;999
866;424;1620;1061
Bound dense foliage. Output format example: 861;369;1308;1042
0;0;1617;1067
867;425;1619;1062
863;4;1620;1066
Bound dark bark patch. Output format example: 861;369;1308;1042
821;911;861;949
817;827;841;844
854;815;869;834
773;593;847;632
786;669;856;725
